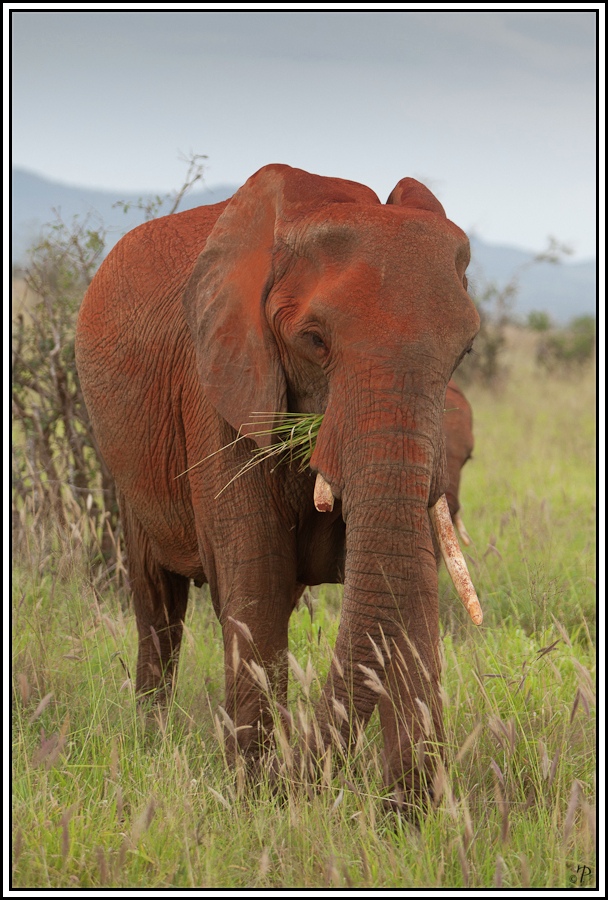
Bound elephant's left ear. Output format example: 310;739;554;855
386;178;446;216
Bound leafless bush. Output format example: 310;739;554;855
12;153;209;585
12;214;121;576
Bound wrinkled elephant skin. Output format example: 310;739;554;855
76;164;480;806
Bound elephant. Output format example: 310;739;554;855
444;380;474;547
75;164;481;808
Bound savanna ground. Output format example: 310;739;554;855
12;315;596;889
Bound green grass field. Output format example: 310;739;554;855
11;337;596;889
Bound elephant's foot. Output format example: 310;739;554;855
134;659;177;732
381;740;442;821
382;778;434;824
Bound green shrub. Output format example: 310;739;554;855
536;316;596;373
527;311;553;332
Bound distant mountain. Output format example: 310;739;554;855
468;236;596;324
12;168;596;324
11;168;238;262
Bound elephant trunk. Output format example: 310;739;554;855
308;366;480;787
315;473;481;626
313;421;444;756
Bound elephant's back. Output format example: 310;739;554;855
75;202;228;571
76;202;228;359
76;201;228;424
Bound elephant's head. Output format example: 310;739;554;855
183;164;480;793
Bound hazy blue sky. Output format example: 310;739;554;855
10;7;599;259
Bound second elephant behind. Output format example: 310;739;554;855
444;379;474;545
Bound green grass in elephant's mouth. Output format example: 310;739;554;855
180;405;460;498
220;412;325;496
175;412;324;496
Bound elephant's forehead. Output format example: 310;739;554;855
282;205;469;269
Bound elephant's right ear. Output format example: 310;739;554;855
183;166;290;448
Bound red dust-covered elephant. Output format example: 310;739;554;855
75;164;482;808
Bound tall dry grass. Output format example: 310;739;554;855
12;333;596;887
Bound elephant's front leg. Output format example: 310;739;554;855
215;557;299;769
377;610;445;813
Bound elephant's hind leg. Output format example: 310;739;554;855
120;496;190;702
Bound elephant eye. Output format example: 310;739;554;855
307;331;328;352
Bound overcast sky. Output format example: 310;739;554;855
10;6;600;260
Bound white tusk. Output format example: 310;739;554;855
454;512;472;547
314;472;334;512
429;495;482;625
